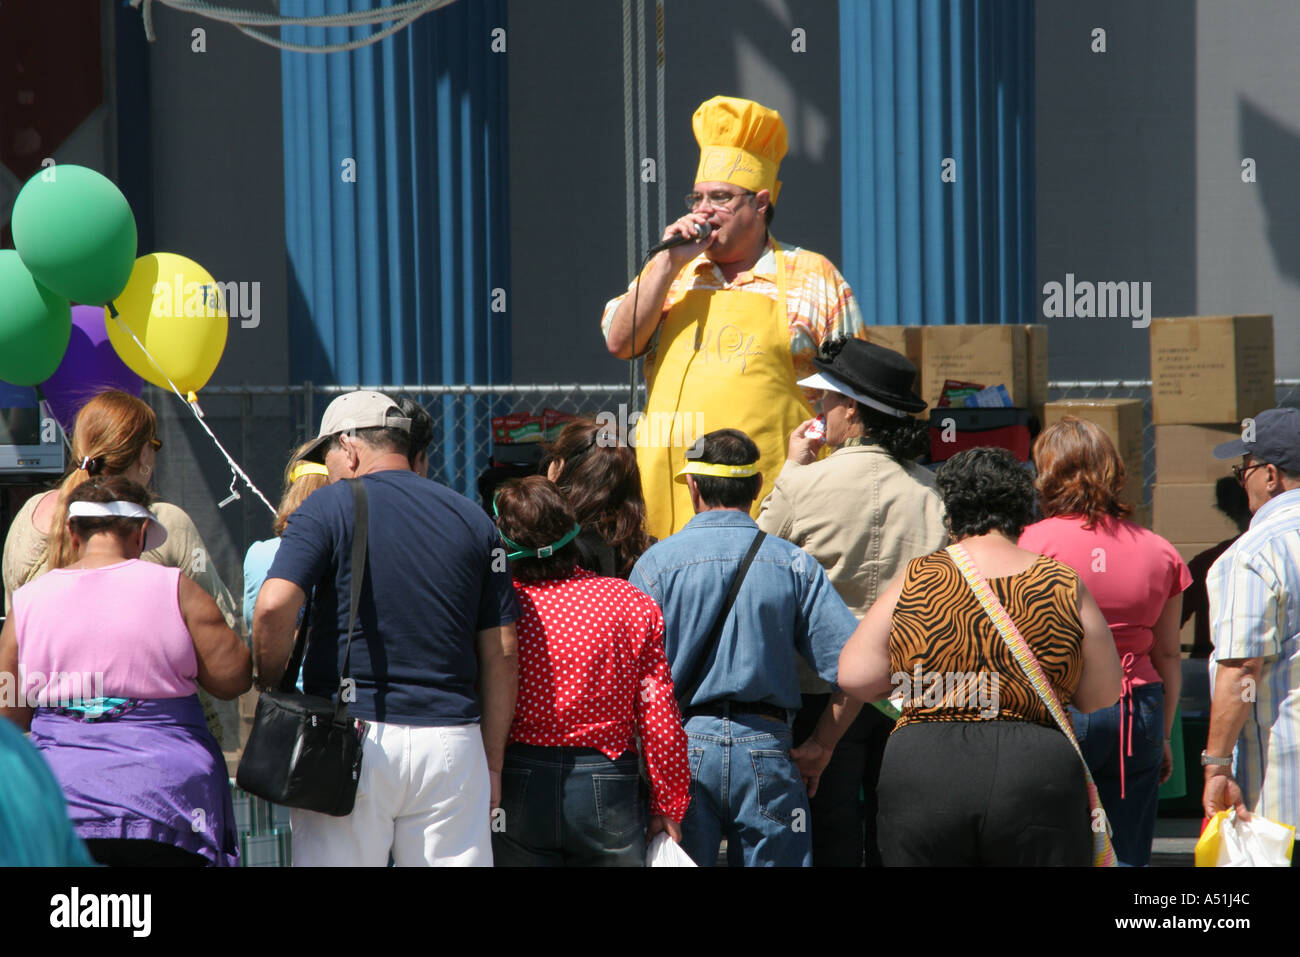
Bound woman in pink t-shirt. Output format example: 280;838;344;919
1020;417;1191;866
0;477;251;866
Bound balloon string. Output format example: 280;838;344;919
32;384;75;457
104;310;276;517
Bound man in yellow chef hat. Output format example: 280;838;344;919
601;95;868;542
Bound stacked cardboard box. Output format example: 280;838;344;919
1042;398;1145;510
1149;317;1273;647
864;325;1049;465
864;324;1048;418
864;325;922;370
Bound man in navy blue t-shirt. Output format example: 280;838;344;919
253;391;519;866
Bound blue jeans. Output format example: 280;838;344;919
680;712;811;867
491;744;647;866
1070;683;1165;867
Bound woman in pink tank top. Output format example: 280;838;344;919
1019;417;1191;866
0;478;251;866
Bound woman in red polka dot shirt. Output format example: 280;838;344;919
491;476;691;866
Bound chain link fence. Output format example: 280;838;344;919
189;382;648;508
141;375;1300;618
179;379;1300;521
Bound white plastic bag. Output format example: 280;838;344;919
646;831;697;867
1210;809;1295;867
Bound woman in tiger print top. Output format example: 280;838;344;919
838;448;1122;865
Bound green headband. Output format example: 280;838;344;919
492;494;582;561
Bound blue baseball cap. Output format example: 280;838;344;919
1213;407;1300;471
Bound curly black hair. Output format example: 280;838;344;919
936;447;1036;540
858;406;930;462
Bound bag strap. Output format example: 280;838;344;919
275;590;312;694
675;529;766;710
945;542;1116;867
333;478;369;719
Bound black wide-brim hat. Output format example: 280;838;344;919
799;337;927;415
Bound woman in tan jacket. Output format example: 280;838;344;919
2;390;242;747
757;337;946;866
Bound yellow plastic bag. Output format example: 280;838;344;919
1195;809;1295;867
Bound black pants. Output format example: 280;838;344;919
792;693;893;867
877;720;1092;866
85;838;210;867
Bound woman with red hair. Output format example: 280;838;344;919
2;390;242;746
490;476;689;865
541;418;652;579
1020;416;1191;865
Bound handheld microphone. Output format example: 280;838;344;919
646;221;711;255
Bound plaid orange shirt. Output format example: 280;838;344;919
600;237;867;389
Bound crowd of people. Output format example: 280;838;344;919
4;370;1295;868
2;91;1297;869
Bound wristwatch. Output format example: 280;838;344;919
1201;750;1233;767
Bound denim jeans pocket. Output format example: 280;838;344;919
499;767;531;838
1138;686;1166;752
751;749;803;827
592;773;643;839
687;748;704;800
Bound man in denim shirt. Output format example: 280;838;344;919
629;429;861;866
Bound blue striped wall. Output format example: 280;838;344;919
840;0;1034;327
280;0;509;494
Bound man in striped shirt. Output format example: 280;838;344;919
1203;408;1300;860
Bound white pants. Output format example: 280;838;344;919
292;721;492;867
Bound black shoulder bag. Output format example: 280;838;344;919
236;478;369;816
673;530;766;711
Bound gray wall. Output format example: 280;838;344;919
1195;0;1300;376
1035;0;1197;382
507;0;844;385
1036;0;1299;382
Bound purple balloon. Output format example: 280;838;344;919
39;305;143;432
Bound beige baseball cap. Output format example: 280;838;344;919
298;390;412;463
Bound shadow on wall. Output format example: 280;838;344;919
1240;96;1300;286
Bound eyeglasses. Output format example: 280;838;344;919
148;437;163;451
684;189;755;212
1232;462;1265;484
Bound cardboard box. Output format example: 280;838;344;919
918;324;1048;412
865;325;922;369
1025;324;1050;420
1149;316;1274;425
1042;398;1145;506
1154;424;1240;484
1153;483;1242;544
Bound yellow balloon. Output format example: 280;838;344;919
104;252;229;394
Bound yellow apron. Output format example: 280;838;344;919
638;243;814;541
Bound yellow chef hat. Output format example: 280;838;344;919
693;96;787;204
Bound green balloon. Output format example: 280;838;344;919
0;250;73;386
11;165;138;306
